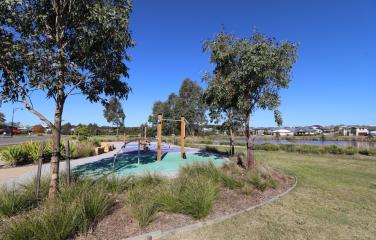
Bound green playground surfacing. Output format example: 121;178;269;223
73;151;227;177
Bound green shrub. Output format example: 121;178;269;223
254;143;280;151
179;162;222;182
1;204;79;240
75;186;113;233
324;145;344;154
220;174;243;189
23;141;42;164
133;172;164;188
0;145;29;166
127;183;162;227
158;175;219;219
343;146;357;155
1;179;114;239
246;171;268;192
72;141;95;158
97;175;134;193
358;148;376;156
241;183;255;195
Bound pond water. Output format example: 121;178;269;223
212;138;376;148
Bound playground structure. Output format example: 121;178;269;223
157;114;186;160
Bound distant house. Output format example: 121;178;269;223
339;126;369;136
370;130;376;136
294;127;322;136
252;128;272;136
272;128;294;136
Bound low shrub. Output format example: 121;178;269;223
72;141;95;158
127;180;163;227
97;175;134;193
75;186;113;233
241;183;255;195
254;143;280;151
1;178;114;239
158;175;219;219
0;145;29;166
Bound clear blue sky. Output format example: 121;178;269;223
1;0;375;127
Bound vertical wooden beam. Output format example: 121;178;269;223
181;116;185;159
65;140;71;185
35;142;44;200
157;114;162;161
144;126;147;142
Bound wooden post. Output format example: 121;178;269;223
138;138;141;165
65;140;71;185
144;126;147;142
157;114;162;161
181;116;185;159
35;142;44;200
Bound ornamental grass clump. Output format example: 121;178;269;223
0;178;114;240
0;145;29;166
0;177;49;218
127;174;164;227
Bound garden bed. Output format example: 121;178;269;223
77;167;294;240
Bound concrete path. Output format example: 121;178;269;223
0;142;124;188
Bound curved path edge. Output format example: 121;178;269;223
125;175;298;240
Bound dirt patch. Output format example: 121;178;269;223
77;174;295;240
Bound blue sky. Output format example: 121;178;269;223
1;0;375;127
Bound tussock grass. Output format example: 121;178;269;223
0;177;117;239
158;175;219;219
0;177;49;218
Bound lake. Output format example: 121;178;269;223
212;138;376;148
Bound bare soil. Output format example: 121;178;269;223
77;173;295;240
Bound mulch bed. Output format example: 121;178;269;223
77;173;295;240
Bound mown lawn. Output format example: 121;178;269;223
164;151;376;240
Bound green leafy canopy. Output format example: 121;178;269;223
0;0;133;128
203;31;298;126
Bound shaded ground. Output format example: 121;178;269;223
163;151;376;240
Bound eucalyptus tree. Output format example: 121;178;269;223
178;78;207;136
0;0;133;197
104;97;126;136
204;32;297;169
149;79;207;136
0;112;5;126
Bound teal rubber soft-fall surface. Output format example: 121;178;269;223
73;151;227;177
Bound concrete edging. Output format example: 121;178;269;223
125;176;298;240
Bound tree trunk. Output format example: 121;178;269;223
48;99;64;198
245;111;255;169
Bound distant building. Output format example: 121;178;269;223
370;130;376;136
339;126;369;136
294;127;323;136
272;128;294;136
252;128;272;136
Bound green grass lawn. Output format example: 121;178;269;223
164;151;376;240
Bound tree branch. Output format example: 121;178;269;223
2;65;56;130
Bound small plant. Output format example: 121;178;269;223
0;177;49;218
75;186;113;233
0;145;29;166
241;183;255;195
127;183;162;227
97;175;134;193
158;175;219;219
72;141;95;158
24;141;42;164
